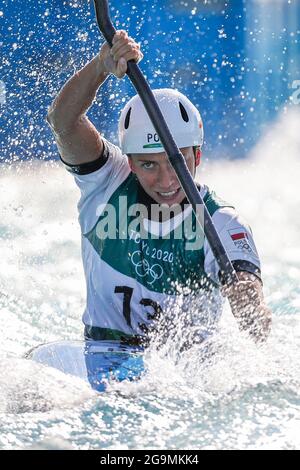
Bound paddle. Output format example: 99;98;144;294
93;0;238;285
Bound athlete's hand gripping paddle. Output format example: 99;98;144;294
93;0;238;285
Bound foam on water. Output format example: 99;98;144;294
0;107;299;449
0;358;96;414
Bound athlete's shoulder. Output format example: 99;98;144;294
202;185;235;217
202;186;250;233
103;138;123;159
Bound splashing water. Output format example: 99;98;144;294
0;108;299;450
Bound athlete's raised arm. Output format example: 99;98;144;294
47;30;142;166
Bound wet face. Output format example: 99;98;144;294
128;146;200;206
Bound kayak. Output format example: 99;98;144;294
25;340;145;392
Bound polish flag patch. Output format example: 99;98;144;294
228;229;253;253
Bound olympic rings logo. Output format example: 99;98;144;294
234;240;252;253
130;250;164;285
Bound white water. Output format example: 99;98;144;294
0;107;299;450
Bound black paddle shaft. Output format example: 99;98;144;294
93;0;238;285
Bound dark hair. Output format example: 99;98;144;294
193;146;200;157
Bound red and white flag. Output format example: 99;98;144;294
228;229;254;253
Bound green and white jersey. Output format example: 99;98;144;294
70;140;261;342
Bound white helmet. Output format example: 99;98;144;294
118;88;204;154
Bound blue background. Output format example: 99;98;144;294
0;0;299;162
